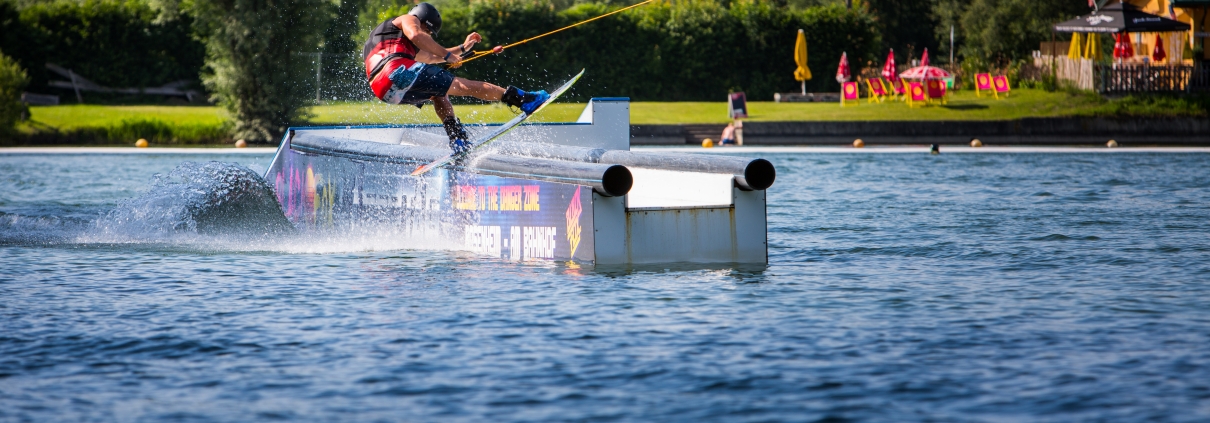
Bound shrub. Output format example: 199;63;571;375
3;117;230;146
103;118;230;144
2;0;204;92
1089;94;1210;118
0;50;28;131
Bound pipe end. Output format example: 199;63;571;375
601;165;633;197
742;159;776;190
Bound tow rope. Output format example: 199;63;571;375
453;0;657;67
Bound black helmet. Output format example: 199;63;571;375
408;3;442;35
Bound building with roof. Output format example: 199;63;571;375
1122;0;1209;61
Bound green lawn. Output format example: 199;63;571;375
19;88;1109;130
22;105;227;130
5;88;1169;144
306;88;1108;125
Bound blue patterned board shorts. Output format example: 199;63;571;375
382;63;455;107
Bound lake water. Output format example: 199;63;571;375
2;150;1209;422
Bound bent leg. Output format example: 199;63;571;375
431;95;470;152
446;77;505;101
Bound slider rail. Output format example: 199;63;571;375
492;142;777;191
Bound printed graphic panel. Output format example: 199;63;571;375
454;174;595;262
267;147;596;262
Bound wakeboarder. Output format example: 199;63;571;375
362;2;550;154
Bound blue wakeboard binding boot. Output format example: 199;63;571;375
502;86;551;115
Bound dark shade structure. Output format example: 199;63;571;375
1054;2;1190;33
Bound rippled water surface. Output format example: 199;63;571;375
2;151;1209;422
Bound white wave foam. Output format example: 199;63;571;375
69;160;469;255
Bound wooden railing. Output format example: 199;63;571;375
1095;64;1192;93
1189;64;1210;91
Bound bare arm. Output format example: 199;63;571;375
395;15;482;66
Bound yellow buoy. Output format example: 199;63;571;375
970;139;983;148
135;138;148;148
702;138;714;148
853;139;865;148
235;139;247;148
1107;140;1118;148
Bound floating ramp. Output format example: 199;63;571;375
265;98;775;264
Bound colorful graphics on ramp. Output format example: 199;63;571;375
269;146;596;262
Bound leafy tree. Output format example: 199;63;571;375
0;1;46;90
1;0;204;93
862;0;938;64
932;0;962;64
958;0;1088;63
188;0;330;143
0;49;29;132
323;0;370;101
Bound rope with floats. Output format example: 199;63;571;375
453;0;657;66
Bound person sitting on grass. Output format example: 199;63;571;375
362;2;549;154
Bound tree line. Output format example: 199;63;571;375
0;0;1092;142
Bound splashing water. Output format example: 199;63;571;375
87;161;294;244
0;155;472;255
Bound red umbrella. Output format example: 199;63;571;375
836;52;850;83
881;49;898;81
899;66;951;80
920;48;930;67
1153;34;1167;62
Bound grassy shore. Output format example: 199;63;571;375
13;105;229;146
309;89;1118;124
7;88;1206;145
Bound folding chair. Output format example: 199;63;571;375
907;82;927;108
974;73;993;97
841;81;860;107
992;75;1011;99
866;78;888;103
888;78;907;101
927;79;948;105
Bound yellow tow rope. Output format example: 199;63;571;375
456;0;657;66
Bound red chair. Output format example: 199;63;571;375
908;82;927;107
974;73;993;97
926;79;947;104
993;75;1011;98
866;79;888;103
889;78;907;100
841;81;860;107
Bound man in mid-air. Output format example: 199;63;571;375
362;2;549;154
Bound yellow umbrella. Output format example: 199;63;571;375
794;29;811;95
1068;32;1084;60
1084;32;1102;61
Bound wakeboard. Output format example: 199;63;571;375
411;69;586;176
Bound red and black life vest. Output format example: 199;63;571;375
362;19;420;101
